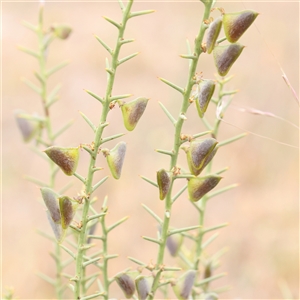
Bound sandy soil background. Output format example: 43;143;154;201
2;1;299;299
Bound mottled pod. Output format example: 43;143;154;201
172;270;197;300
105;141;127;180
40;187;61;223
223;10;258;43
51;24;72;39
15;110;38;143
206;17;222;54
44;146;80;176
157;169;171;200
115;272;137;299
59;196;77;229
46;210;65;242
166;234;183;257
120;97;149;131
213;43;244;76
135;276;152;300
195;80;216;118
185;138;218;176
188;175;222;202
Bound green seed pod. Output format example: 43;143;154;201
51;24;72;39
188;175;222;202
46;210;65;242
157;169;171;200
14;110;38;143
115;272;137;299
40;187;61;223
185;138;218;176
166;234;183;257
121;97;149;131
213;43;244;76
59;196;78;229
172;270;196;300
44;146;80;176
105;142;127;180
195;80;216;118
135;276;152;300
223;10;258;43
206;17;222;54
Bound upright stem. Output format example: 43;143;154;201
147;2;213;299
74;2;134;299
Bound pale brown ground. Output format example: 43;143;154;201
2;1;299;299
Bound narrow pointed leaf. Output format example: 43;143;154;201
95;35;113;54
79;111;96;132
52;120;74;139
140;175;158;187
46;60;69;77
130;10;155;18
84;89;104;103
159;77;184;94
118;52;139;65
103;16;120;29
158;101;176;125
22;78;41;94
18;46;39;58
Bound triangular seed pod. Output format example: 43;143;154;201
14;110;38;143
206;17;222;54
46;210;65;242
195;80;216;118
51;24;72;39
135;276;153;300
188;175;222;202
166;234;183;257
213;43;244;76
157;169;171;200
121;97;149;131
106;142;127;180
186;138;218;176
115;272;137;299
40;187;61;223
172;270;197;300
59;196;78;229
223;10;258;43
44;146;80;176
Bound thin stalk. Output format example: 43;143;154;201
147;2;213;299
73;2;134;299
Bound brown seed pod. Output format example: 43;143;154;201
172;270;197;300
135;276;152;300
59;196;77;229
195;80;216;118
188;175;222;202
106;141;127;180
166;234;183;257
14;110;39;143
185;138;218;176
46;210;65;242
223;10;258;43
206;17;222;54
213;43;244;76
157;169;171;200
115;272;137;299
51;24;72;39
40;187;61;223
121;97;149;131
44;146;80;176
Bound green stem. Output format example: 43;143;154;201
74;2;134;299
147;2;213;299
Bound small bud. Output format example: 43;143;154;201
14;110;38;143
115;272;137;299
195;80;215;118
135;276;152;300
204;262;212;279
223;10;258;43
213;43;244;76
105;141;126;180
120;97;149;131
46;210;65;242
172;270;196;300
157;169;171;200
59;196;78;229
51;24;72;39
188;175;222;202
206;17;222;54
185;138;218;176
166;234;183;257
40;187;61;223
44;146;80;176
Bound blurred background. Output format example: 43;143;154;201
2;1;299;299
